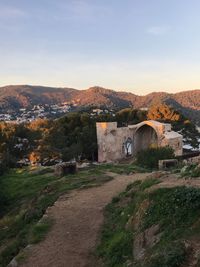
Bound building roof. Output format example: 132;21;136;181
164;131;182;139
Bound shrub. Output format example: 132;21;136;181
191;165;200;177
181;164;200;178
136;147;175;169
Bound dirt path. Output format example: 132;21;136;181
149;176;200;191
20;173;149;267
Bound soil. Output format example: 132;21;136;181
20;172;149;267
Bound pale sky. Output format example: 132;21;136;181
1;0;200;94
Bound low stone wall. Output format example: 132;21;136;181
158;159;178;170
54;162;77;177
183;155;200;165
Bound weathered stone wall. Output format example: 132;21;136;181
96;120;183;162
183;155;200;165
96;122;133;162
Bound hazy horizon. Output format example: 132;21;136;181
1;0;200;94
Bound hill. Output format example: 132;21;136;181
0;85;199;124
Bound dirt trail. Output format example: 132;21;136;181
149;176;200;191
20;173;149;267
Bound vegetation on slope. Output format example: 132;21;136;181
0;165;115;267
98;178;200;267
147;103;200;149
0;105;199;174
0;162;147;267
0;85;199;124
0;109;147;168
136;147;175;169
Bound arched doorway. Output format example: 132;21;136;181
134;124;158;154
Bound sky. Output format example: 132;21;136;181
1;0;200;95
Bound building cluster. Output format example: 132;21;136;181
0;105;118;124
0;103;72;123
90;108;116;117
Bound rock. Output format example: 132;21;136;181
144;224;160;248
54;162;77;177
126;260;133;267
133;224;161;261
77;162;90;169
8;258;18;267
130;199;150;231
133;232;146;260
158;159;178;170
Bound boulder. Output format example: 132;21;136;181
133;224;161;261
54;162;77;177
158;159;178;170
7;258;18;267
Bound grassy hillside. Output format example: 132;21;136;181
98;177;200;267
0;163;144;267
0;165;115;267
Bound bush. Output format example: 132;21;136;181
181;164;200;178
136;147;175;169
191;164;200;178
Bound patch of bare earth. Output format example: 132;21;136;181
19;173;149;267
149;174;200;192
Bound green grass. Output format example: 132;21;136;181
29;218;53;244
97;179;143;267
143;187;200;233
93;163;148;174
0;165;114;267
139;178;160;191
97;179;200;267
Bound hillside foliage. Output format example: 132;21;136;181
148;104;200;149
0;104;199;170
0;85;199;125
136;147;175;169
98;180;200;267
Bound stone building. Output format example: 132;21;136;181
96;120;183;162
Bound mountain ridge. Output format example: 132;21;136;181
0;85;199;124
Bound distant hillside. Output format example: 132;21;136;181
0;85;77;110
0;85;199;124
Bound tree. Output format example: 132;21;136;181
148;104;200;150
116;108;147;126
147;103;181;122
